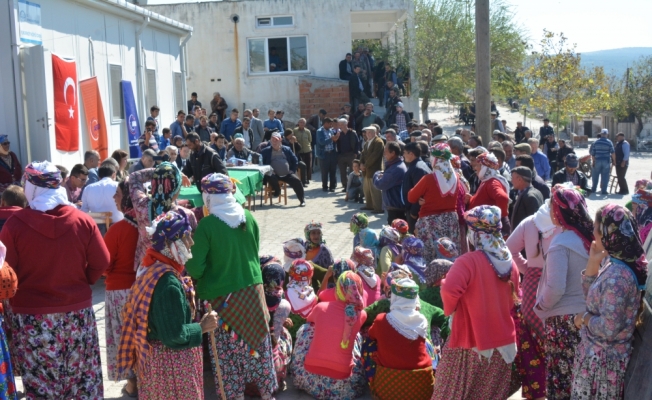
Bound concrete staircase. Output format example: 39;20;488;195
370;97;386;119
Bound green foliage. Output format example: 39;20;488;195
612;56;652;133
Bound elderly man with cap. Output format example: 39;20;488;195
538;118;555;147
491;111;505;133
0;135;22;196
360;126;385;213
510;166;543;232
261;131;306;207
589;128;616;195
492;130;507;143
226;133;258;162
551;153;590;191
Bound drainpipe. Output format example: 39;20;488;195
179;32;192;112
136;17;149;123
88;37;95;77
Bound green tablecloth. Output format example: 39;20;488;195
179;185;246;207
178;168;263;207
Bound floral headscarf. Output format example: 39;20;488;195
476;151;510;194
352;246;378;288
333;258;357;280
599;204;649;289
149;162;182;222
283;238;306;272
401;237;427;283
335;271;364;349
434;237;459;261
262;263;285;311
350;213;369;234
379;226;402;257
391;219;409;235
424;259;453;286
201;173;245;228
304;221;324;251
22;161;71;212
633;186;652;230
465;205;513;281
145;210;193;267
431;143;458;197
286;259;317;318
387;278;428;340
550;184;594;252
383;263;413;297
450;155;461;170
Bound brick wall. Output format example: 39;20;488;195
299;77;350;120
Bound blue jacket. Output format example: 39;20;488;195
220;118;242;141
261;145;298;175
315;127;336;159
373;157;407;210
532;151;551;180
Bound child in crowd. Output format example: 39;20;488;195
345;159;364;203
159;128;172;150
0;185;26;232
351;246;382;306
378;226;402;275
350;213;369;250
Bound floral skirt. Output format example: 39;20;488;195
431;345;512;400
274;327;293;381
544;314;581;400
9;306;103;399
515;306;546;399
105;289;134;381
211;322;278;400
137;341;203;399
291;323;366;400
416;212;461;263
571;341;629;400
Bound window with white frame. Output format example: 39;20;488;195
256;15;293;28
173;73;184;113
109;64;123;121
247;36;308;74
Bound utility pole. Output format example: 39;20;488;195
475;0;491;145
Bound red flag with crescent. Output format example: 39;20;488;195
79;77;109;160
52;54;79;152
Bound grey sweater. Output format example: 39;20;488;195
534;230;589;321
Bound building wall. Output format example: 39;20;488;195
0;0;24;159
299;77;349;121
10;0;188;166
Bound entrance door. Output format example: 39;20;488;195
20;45;51;163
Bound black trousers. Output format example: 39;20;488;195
299;152;312;181
616;164;629;194
406;212;418;235
337;152;356;189
321;151;338;190
387;209;406;226
265;173;305;202
297;161;308;185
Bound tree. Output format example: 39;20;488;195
613;56;652;134
523;30;611;134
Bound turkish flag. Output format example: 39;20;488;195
79;77;109;160
52;54;79;152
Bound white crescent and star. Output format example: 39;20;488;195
63;77;76;119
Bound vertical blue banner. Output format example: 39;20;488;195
121;81;141;158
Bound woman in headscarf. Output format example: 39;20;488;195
304;221;333;285
286;259;318;318
419;237;459;310
351;246;382;305
129;162;197;270
117;210;216;399
261;262;293;391
319;258;358;302
291;271;367;400
103;179;139;396
0;241;18;400
282;238;306;272
571;205;648;400
432;205;519;400
407;144;461;262
186;173;278;399
467;150;511;236
631;183;652;243
451;155;470;253
367;277;435;400
401;237;428;284
0;161;109;398
359;226;380;260
391;218;410;241
378;226;402;274
506;201;561;400
351;212;369;251
534;184;594;400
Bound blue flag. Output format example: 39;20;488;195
121;81;141;158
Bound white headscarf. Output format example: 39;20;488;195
0;240;6;269
283;239;306;272
432;157;458;196
386;278;428;340
23;161;71;212
533;200;556;239
202;191;246;228
478;164;510;194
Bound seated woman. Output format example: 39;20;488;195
401;237;428;284
319;258;361;302
351;246;383;306
391;218;411;242
282;238;305;272
291;272;367;400
286;259;318;318
367;277;435;400
359;227;381;262
117;210;218;398
419;237;459;310
378;226;402;275
304;222;334;288
350;213;369;251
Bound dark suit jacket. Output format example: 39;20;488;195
511;186;544;232
551;168;591;193
349;72;363;100
339;60;352;80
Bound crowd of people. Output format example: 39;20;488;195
0;87;645;400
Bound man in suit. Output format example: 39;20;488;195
349;65;368;111
510;166;543;232
244;109;265;149
339;53;353;81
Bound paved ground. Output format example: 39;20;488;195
13;101;652;399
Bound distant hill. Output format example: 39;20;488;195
581;47;652;78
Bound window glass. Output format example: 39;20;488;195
248;39;266;73
273;16;293;26
267;37;287;72
289;36;308;71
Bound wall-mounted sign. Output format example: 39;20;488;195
18;0;42;45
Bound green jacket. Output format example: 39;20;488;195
186;211;262;300
148;272;202;349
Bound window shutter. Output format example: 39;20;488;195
109;65;123;120
173;72;183;113
145;69;157;111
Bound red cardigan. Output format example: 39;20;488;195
407;174;458;218
468;178;509;218
368;313;432;370
441;251;519;351
104;219;138;290
0;205;110;314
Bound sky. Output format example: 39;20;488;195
503;0;652;53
